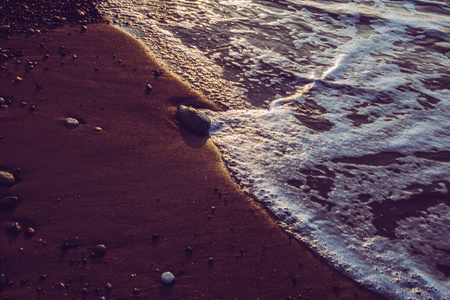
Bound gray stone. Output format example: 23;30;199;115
1;196;20;210
0;171;15;186
177;105;211;136
161;272;175;285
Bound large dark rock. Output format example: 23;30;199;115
177;105;211;136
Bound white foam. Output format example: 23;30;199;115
209;1;450;299
99;0;450;299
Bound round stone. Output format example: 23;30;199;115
161;272;174;285
1;196;20;210
93;244;107;255
0;171;15;186
63;117;79;128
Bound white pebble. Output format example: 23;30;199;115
64;117;79;128
161;272;175;285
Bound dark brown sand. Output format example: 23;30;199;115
0;23;385;299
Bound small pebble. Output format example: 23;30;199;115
1;196;20;210
15;76;22;82
81;25;88;31
161;272;174;285
6;222;22;235
153;70;163;77
105;282;112;290
64;117;79;128
93;127;103;131
0;97;5;104
25;227;35;237
0;171;15;186
145;84;152;91
93;244;107;256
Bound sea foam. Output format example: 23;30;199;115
99;0;450;298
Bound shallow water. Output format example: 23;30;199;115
98;1;450;299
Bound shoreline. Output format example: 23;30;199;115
0;22;385;299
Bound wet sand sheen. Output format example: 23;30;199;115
0;24;384;299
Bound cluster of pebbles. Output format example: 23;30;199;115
0;7;202;294
0;171;35;237
0;0;104;39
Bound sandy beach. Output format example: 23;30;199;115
0;6;385;299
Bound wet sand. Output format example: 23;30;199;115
0;23;385;299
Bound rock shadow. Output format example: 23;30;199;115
178;125;209;149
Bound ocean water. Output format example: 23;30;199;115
97;1;450;299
